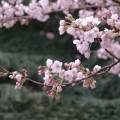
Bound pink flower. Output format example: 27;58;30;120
57;86;62;93
46;59;53;68
51;60;62;73
93;65;101;73
58;26;65;35
67;27;76;36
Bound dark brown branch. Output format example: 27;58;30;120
112;0;120;4
73;4;119;10
27;78;44;86
105;49;120;61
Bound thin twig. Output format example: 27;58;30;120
27;78;44;86
105;49;120;61
112;0;120;4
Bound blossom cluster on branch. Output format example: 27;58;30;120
59;13;120;77
0;0;120;99
0;48;119;99
0;0;120;28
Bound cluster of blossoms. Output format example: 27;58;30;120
9;69;28;89
59;13;120;77
59;15;100;58
0;0;95;28
0;0;120;28
6;58;103;98
37;59;98;97
97;14;120;76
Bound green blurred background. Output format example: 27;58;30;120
0;1;120;119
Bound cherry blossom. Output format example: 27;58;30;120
0;0;119;99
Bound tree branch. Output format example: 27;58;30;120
112;0;120;4
105;49;120;61
26;57;120;87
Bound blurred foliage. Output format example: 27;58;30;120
0;7;119;120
